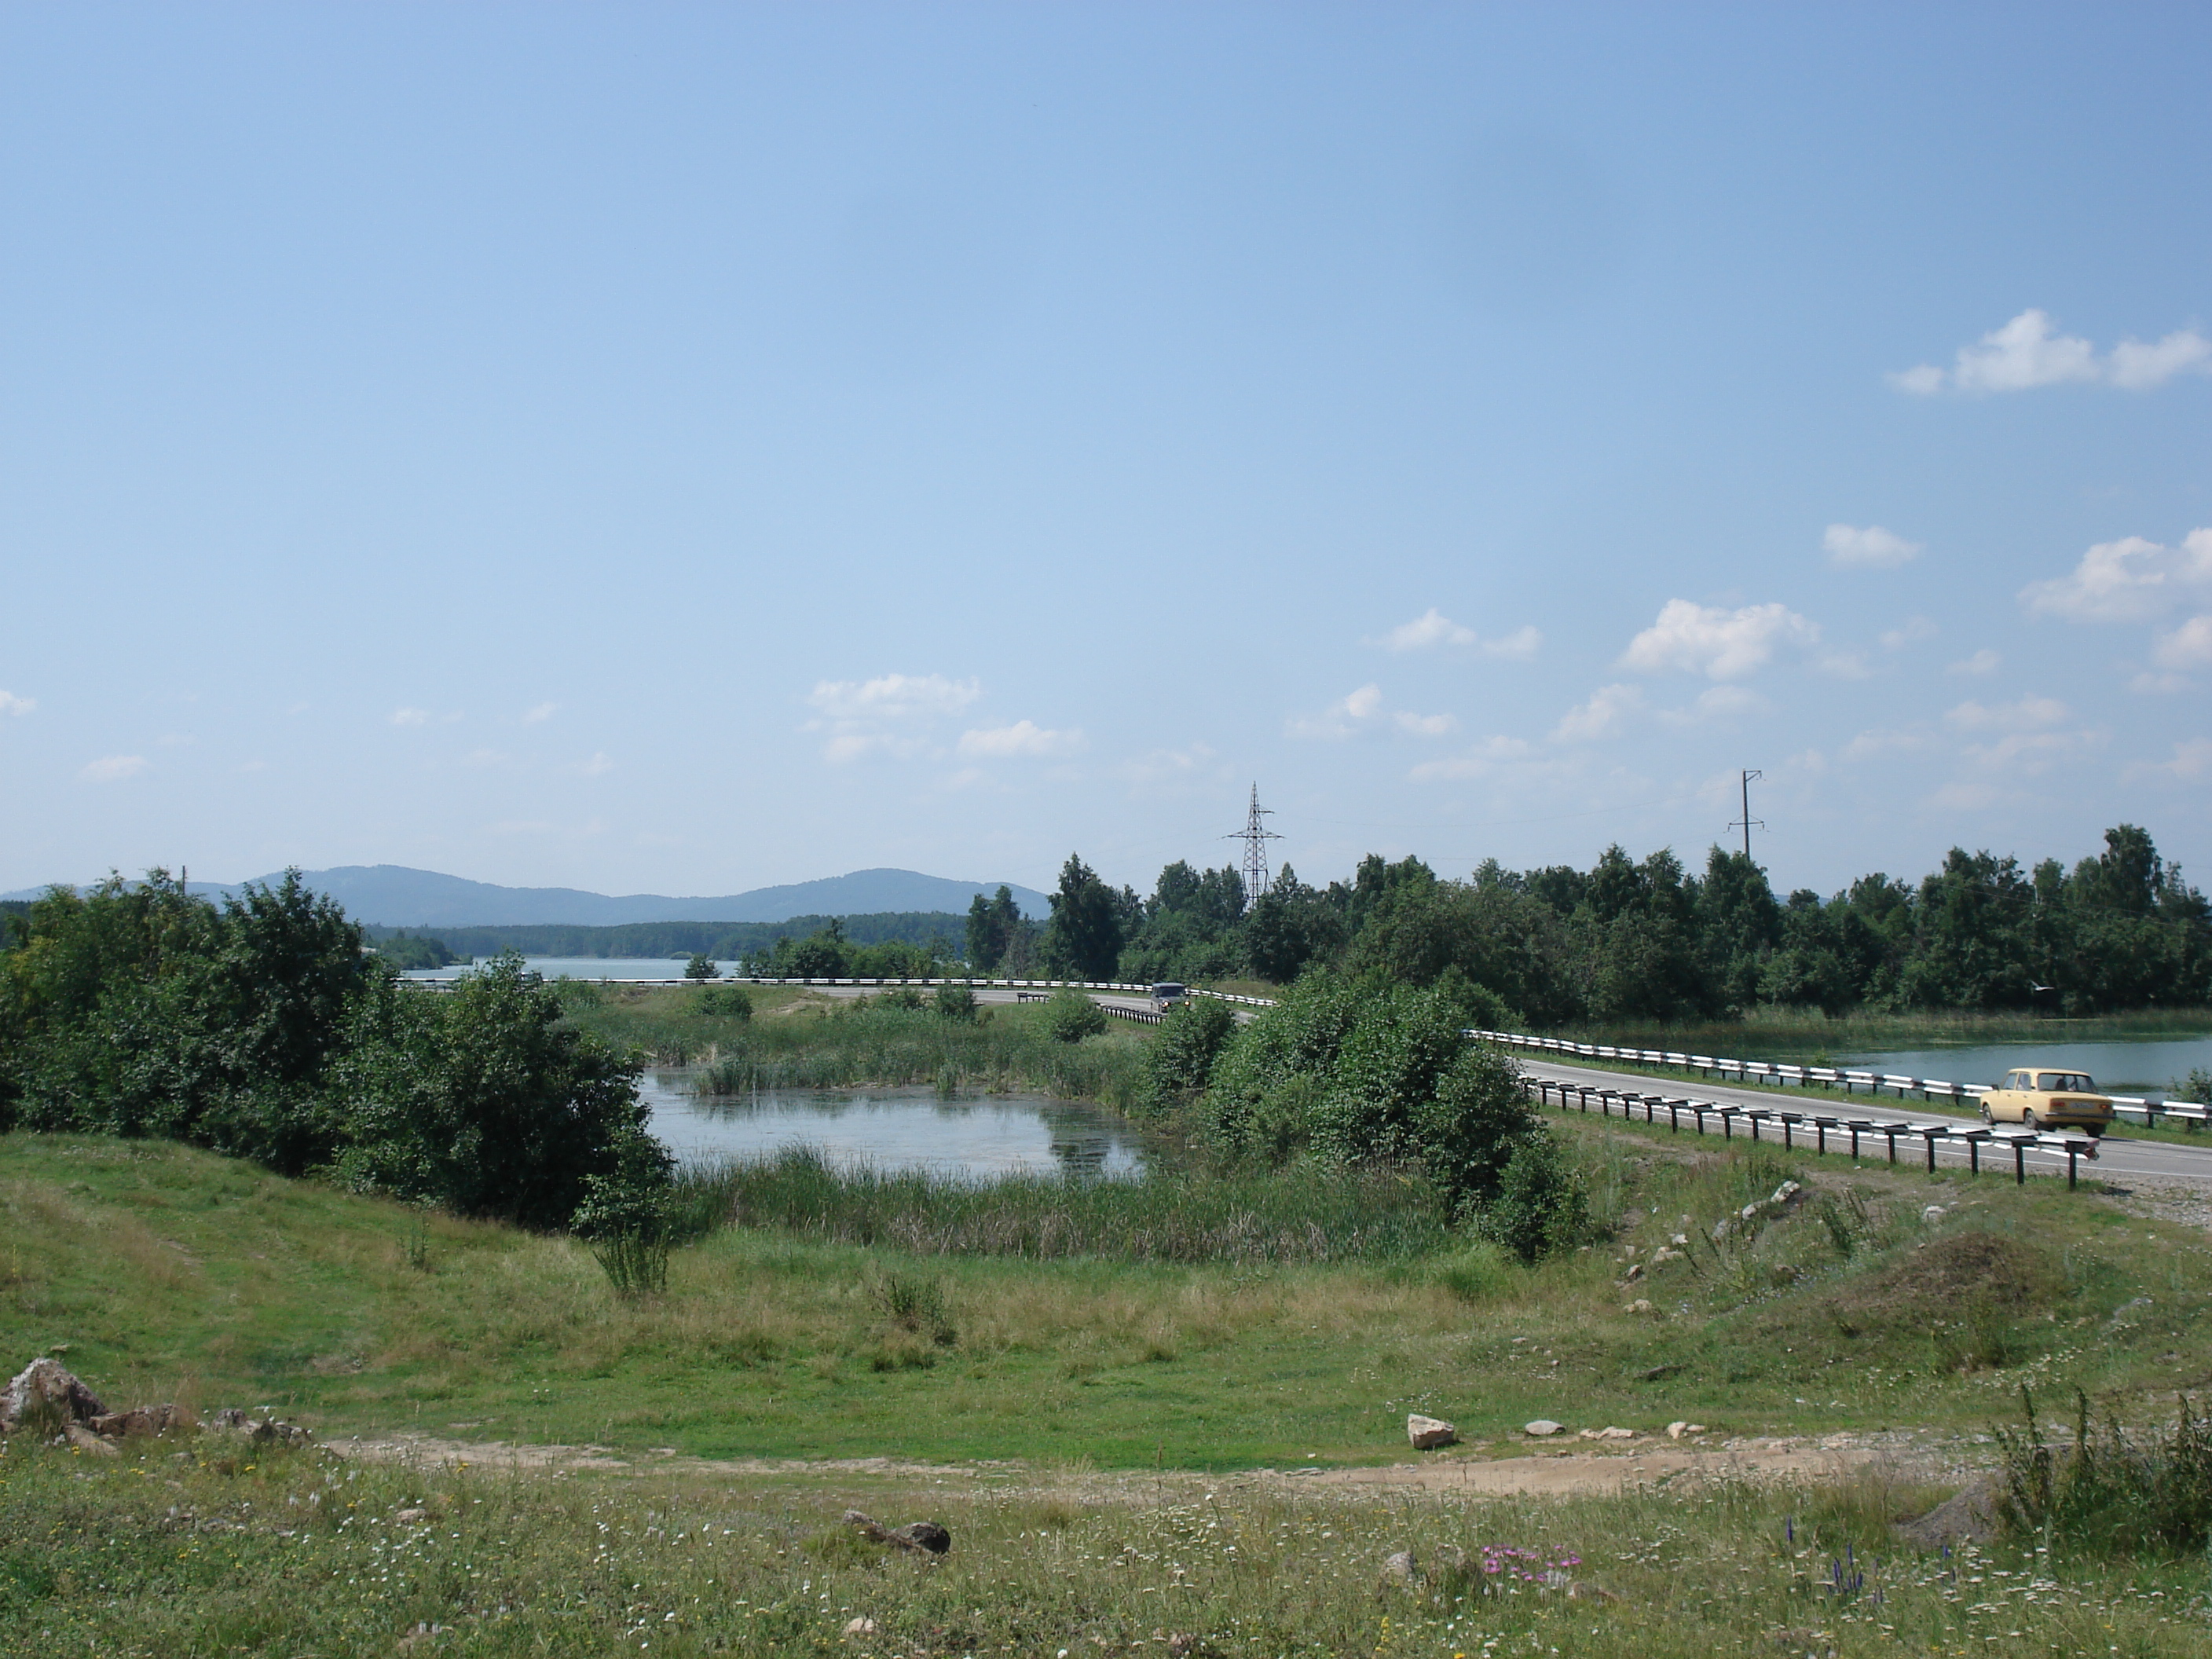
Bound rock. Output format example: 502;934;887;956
1578;1426;1635;1441
1709;1219;1733;1243
1621;1262;1645;1281
844;1617;879;1636
88;1404;190;1440
395;1507;428;1523
1625;1298;1653;1314
1664;1422;1707;1440
64;1423;119;1456
207;1409;313;1450
1894;1476;2000;1549
1379;1550;1418;1586
1740;1203;1761;1221
1649;1247;1683;1267
1523;1419;1564;1437
1669;1232;1689;1247
844;1510;950;1556
2;1357;106;1433
1922;1205;1946;1224
1773;1181;1801;1205
1406;1413;1458;1451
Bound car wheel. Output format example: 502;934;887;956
2023;1109;2039;1130
2087;1124;2107;1139
1979;1104;1993;1123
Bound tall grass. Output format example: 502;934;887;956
1550;1005;2212;1063
672;1145;1459;1263
1996;1386;2212;1558
686;1002;1152;1108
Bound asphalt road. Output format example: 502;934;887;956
1519;1056;2212;1187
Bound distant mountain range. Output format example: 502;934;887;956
2;866;1052;928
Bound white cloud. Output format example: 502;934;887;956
2020;529;2212;622
0;690;34;717
2154;613;2212;668
1945;694;2067;732
1287;683;1448;740
1946;648;2002;676
1373;609;1541;659
1880;616;1939;650
2141;738;2212;780
1619;599;1818;679
2108;328;2212;390
578;751;614;776
522;701;558;724
1379;608;1477;650
1824;523;1922;569
1661;684;1764;727
1892;309;2212;394
1392;710;1457;737
957;720;1086;759
2131;670;2192;695
1552;683;1643;742
390;707;431;727
1408;735;1533;782
79;754;147;783
804;672;982;764
1479;624;1543;661
808;673;980;721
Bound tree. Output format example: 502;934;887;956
683;953;716;982
1042;854;1123;980
965;885;1024;973
336;954;654;1230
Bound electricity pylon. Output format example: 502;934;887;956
1224;783;1283;909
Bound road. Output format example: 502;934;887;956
1518;1055;2212;1187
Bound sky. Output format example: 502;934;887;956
3;2;2209;904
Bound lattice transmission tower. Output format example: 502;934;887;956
1224;782;1284;909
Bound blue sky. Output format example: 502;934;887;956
3;3;2208;902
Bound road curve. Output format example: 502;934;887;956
1518;1056;2212;1187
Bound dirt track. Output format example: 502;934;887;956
334;1427;1968;1500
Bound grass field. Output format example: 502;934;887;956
7;1108;2209;1468
9;1431;2212;1656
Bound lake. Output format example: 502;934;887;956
403;956;738;981
639;1072;1148;1178
1840;1036;2212;1097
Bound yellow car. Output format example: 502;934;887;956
1979;1068;2115;1136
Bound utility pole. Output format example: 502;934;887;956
1223;783;1284;910
1727;769;1764;862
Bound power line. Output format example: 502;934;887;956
1727;769;1765;862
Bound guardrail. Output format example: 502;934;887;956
1468;1027;2207;1130
1523;1075;2101;1188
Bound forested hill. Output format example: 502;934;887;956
361;911;965;962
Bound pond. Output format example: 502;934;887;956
638;1072;1149;1179
403;956;737;981
1839;1036;2212;1097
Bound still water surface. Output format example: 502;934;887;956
404;956;737;980
1840;1037;2212;1096
639;1071;1147;1179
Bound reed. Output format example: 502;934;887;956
669;1144;1458;1263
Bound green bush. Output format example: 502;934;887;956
933;983;979;1022
1040;987;1108;1043
1137;997;1239;1116
693;984;753;1019
1200;972;1364;1156
1475;1130;1591;1262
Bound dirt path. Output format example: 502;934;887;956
332;1428;1969;1499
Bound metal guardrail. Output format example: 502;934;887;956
1524;1075;2102;1188
1468;1027;2208;1129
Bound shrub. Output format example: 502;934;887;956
1309;984;1470;1166
335;954;662;1230
1040;987;1108;1043
694;984;753;1020
1410;1041;1540;1212
933;984;978;1022
1476;1130;1591;1263
1201;972;1364;1155
1137;997;1239;1116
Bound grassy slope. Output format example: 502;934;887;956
6;1111;2210;1471
1555;1006;2212;1067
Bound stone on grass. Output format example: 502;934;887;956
844;1617;879;1636
1894;1476;1999;1549
1664;1422;1707;1440
1578;1426;1635;1441
2;1357;106;1434
1406;1413;1458;1451
844;1510;951;1556
1522;1419;1564;1437
1379;1550;1417;1586
63;1423;119;1456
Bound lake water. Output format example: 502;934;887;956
1840;1037;2212;1097
403;956;739;981
639;1072;1148;1178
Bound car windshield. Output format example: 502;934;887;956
2035;1072;2093;1093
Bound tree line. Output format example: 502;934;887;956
1010;823;2211;1020
361;911;969;968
